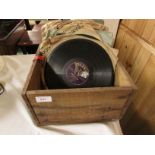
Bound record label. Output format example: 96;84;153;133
63;59;90;86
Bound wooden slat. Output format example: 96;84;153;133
116;24;154;83
115;27;142;75
121;55;155;130
121;19;155;49
142;20;155;41
26;88;131;108
118;33;136;65
26;83;133;124
129;55;155;119
124;42;141;74
121;20;148;36
34;107;122;125
22;59;41;125
119;24;155;55
115;20;155;134
130;47;151;82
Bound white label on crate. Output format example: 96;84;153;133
35;96;52;103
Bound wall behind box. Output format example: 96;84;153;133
104;19;120;41
115;19;155;134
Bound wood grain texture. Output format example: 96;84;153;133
22;57;135;125
22;59;41;125
27;88;131;109
35;108;122;125
115;20;155;134
122;19;155;48
124;55;155;133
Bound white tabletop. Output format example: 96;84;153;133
0;54;122;135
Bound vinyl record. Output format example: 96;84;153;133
44;38;114;89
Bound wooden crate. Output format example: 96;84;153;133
22;57;136;126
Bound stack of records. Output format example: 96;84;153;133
44;38;114;89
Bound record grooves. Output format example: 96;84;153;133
44;38;114;89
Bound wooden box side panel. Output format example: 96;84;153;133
26;88;132;125
24;59;136;92
35;108;122;125
23;60;43;91
22;60;43;125
22;93;40;125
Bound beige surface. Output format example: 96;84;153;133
0;57;4;72
0;55;122;135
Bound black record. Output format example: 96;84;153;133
44;38;114;89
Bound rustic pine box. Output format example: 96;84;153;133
22;58;136;126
